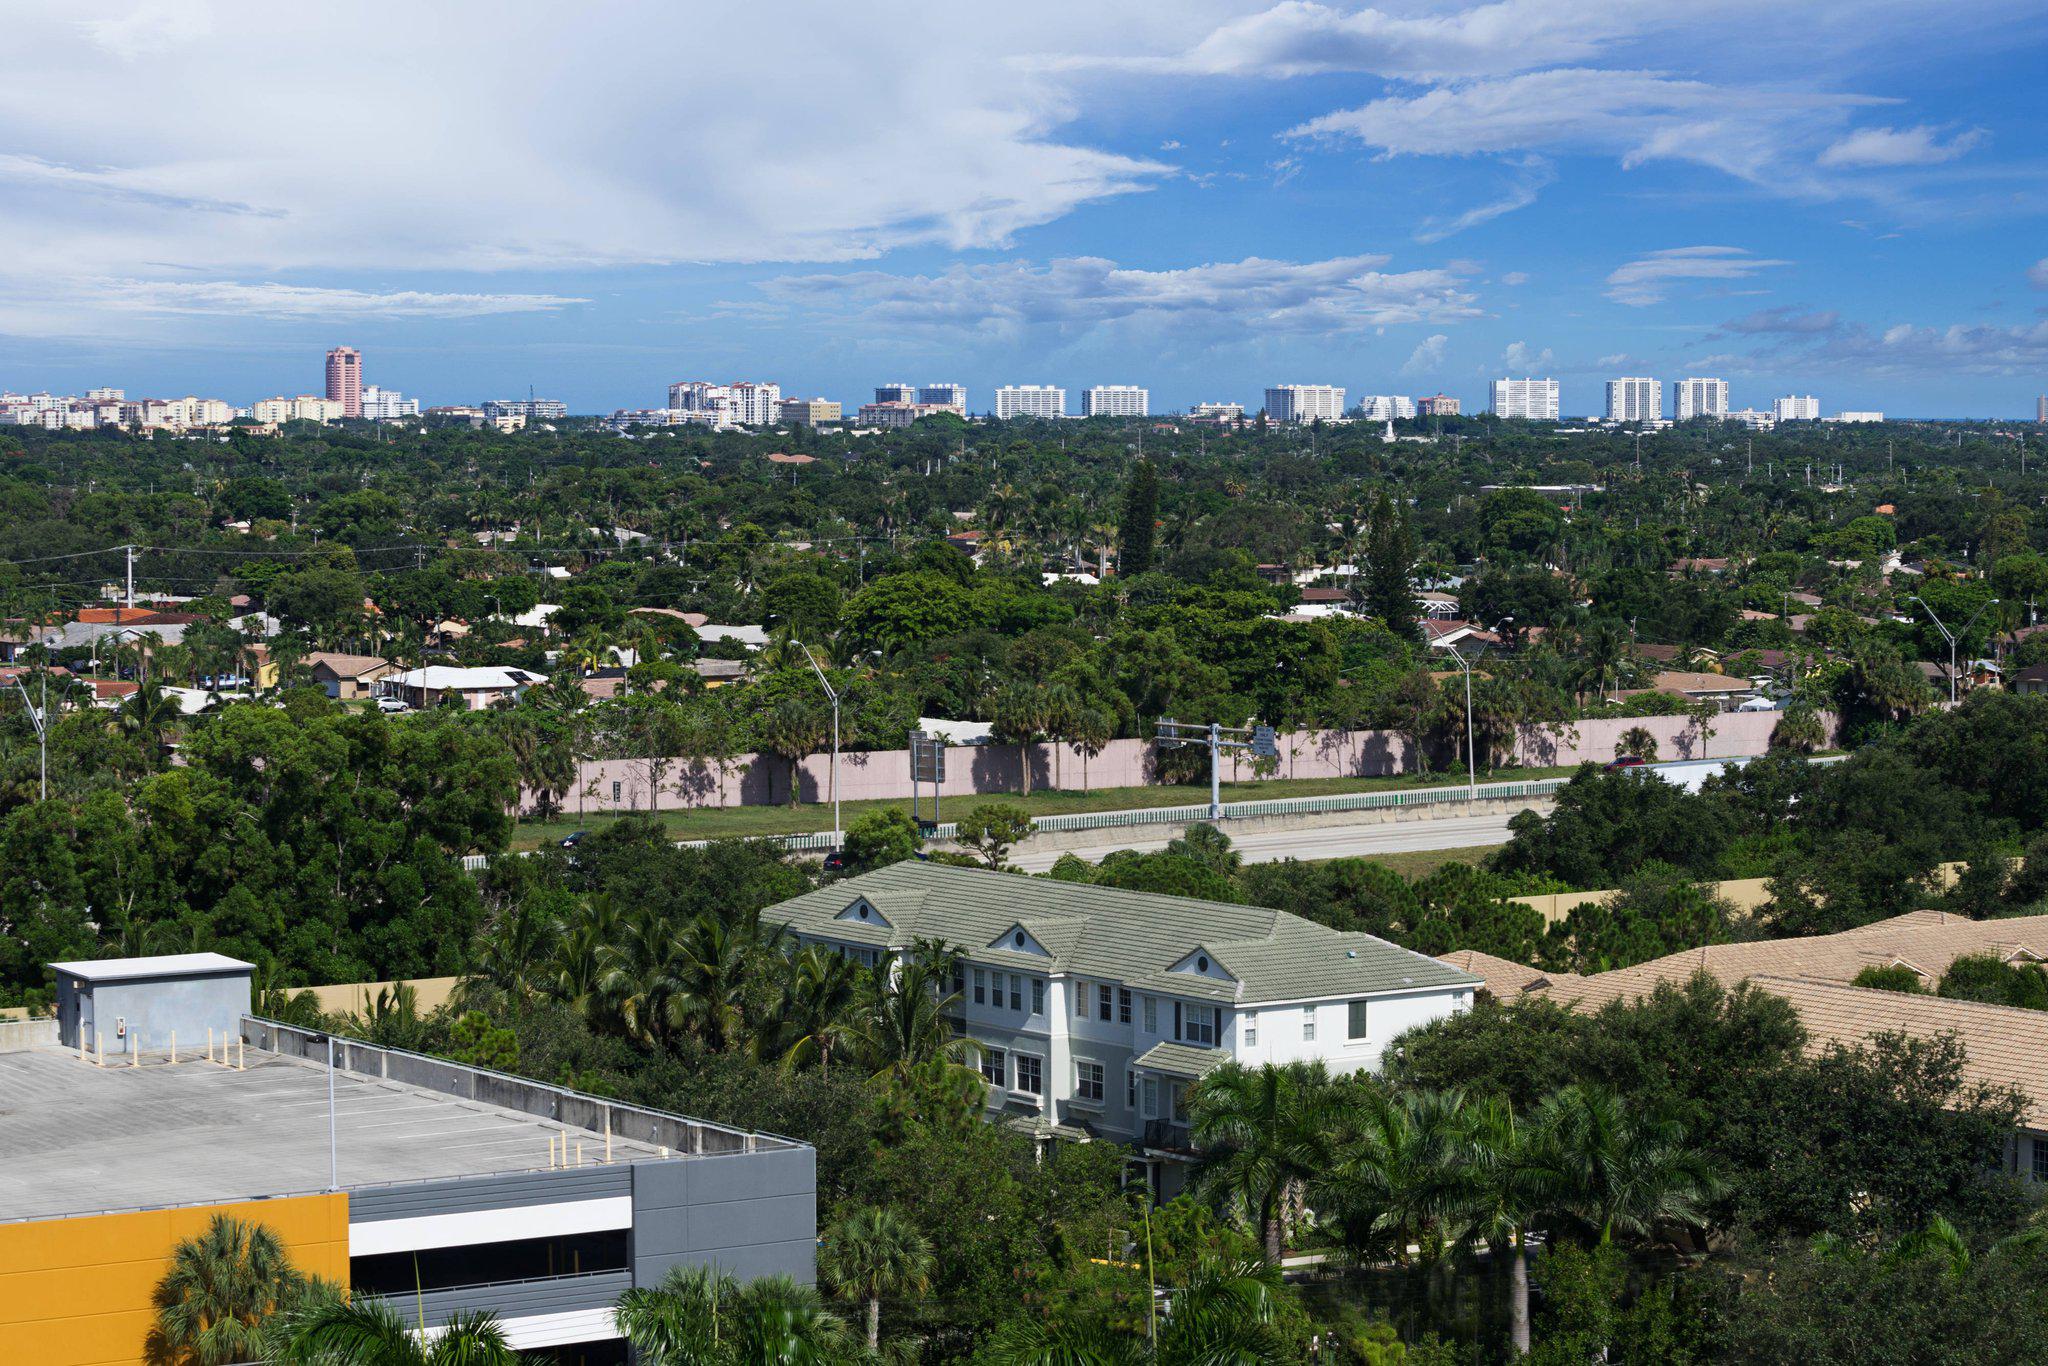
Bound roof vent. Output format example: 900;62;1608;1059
1345;950;1358;959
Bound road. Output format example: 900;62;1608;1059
1008;810;1526;871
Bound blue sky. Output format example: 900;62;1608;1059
3;1;2046;417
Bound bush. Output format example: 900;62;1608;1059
841;808;921;873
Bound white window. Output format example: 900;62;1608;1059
1074;980;1087;1016
1032;978;1045;1015
1015;1055;1043;1095
1127;1069;1137;1108
1098;984;1113;1021
1143;996;1157;1032
981;1048;1006;1089
1184;1004;1217;1047
1118;988;1133;1023
1143;1077;1160;1118
973;969;985;1005
1303;1014;1317;1042
1348;1000;1370;1040
1009;975;1023;1012
1076;1060;1104;1104
1243;1013;1258;1048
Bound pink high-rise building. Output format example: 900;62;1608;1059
325;347;362;418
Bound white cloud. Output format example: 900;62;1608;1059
2029;258;2048;289
1502;340;1554;369
1414;156;1555;242
0;0;1176;330
1290;68;1883;188
1401;333;1449;375
1818;124;1985;168
1604;245;1790;306
757;254;1483;339
1501;271;1530;286
89;279;586;319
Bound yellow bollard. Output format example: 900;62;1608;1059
207;1027;215;1064
237;1039;245;1071
78;1034;87;1064
130;1039;138;1067
96;1032;104;1067
170;1031;176;1065
575;1141;583;1167
605;1114;613;1164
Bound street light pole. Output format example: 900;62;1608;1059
796;641;841;846
10;676;47;802
1444;643;1478;800
1909;595;1998;707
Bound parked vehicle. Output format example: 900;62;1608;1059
1604;754;1648;771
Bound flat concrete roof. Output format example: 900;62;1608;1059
48;952;254;982
0;1046;669;1223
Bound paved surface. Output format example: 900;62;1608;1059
0;1046;665;1223
1010;810;1521;871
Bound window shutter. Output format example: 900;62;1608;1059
1173;1000;1183;1041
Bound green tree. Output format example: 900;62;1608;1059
818;1206;934;1351
953;802;1034;870
1119;460;1160;577
1528;1084;1720;1246
147;1215;314;1366
277;1296;515;1365
840;807;921;872
1188;1061;1344;1262
1363;492;1421;640
614;1265;848;1366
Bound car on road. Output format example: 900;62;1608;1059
1604;755;1649;771
559;831;586;849
373;696;410;713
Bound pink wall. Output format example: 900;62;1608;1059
531;712;1830;817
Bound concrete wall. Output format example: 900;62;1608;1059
536;714;1832;817
349;1165;630;1224
302;976;462;1017
59;970;251;1055
632;1147;817;1286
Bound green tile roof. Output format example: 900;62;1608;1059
1132;1042;1234;1080
768;862;1476;1006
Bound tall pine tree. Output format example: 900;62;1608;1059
1118;460;1159;577
1364;492;1421;639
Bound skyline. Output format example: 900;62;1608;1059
3;2;2047;415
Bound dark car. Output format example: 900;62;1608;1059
559;831;587;848
822;849;847;872
1604;755;1649;771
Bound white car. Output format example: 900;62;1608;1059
373;696;410;714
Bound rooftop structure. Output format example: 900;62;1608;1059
0;958;813;1360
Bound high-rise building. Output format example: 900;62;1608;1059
1605;377;1661;423
1489;378;1560;420
254;396;344;424
1674;378;1729;421
85;387;124;402
1265;384;1345;424
1189;401;1245;423
360;386;418;420
1418;394;1460;417
325;347;362;418
669;380;728;411
1772;394;1820;422
1828;411;1884;424
780;397;842;425
1358;395;1417;421
729;382;781;426
1082;385;1149;418
994;385;1066;419
917;383;967;411
874;382;917;405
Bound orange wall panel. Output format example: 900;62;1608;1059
0;1194;349;1366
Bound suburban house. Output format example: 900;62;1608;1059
767;862;1478;1196
2012;663;2048;697
1449;909;2048;1182
303;650;399;700
382;665;544;710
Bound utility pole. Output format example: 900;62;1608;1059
11;676;46;801
124;544;135;610
1909;594;1998;707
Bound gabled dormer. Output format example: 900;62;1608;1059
1166;945;1238;984
837;896;891;929
990;922;1053;958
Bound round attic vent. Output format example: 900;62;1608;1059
858;906;869;920
1014;931;1025;948
1197;955;1209;972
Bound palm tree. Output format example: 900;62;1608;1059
146;1214;309;1366
1318;1087;1470;1265
1188;1061;1345;1263
120;678;183;769
819;1207;933;1351
277;1296;517;1364
849;955;977;1078
666;912;766;1051
979;1255;1290;1365
772;945;861;1077
614;1265;849;1366
1528;1085;1720;1247
1449;1094;1543;1357
1070;706;1115;792
759;696;827;807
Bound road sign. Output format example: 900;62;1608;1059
1250;724;1279;758
910;732;946;784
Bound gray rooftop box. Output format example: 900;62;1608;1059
52;952;254;1057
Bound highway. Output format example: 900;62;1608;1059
1008;810;1527;872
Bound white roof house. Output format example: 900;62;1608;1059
387;666;545;710
696;625;769;651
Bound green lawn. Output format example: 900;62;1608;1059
509;764;1580;851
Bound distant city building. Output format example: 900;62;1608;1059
1265;384;1345;424
85;387;123;402
1490;377;1560;420
669;381;727;411
1674;377;1729;421
424;405;490;429
729;381;780;426
1189;402;1245;423
665;380;777;426
780;397;842;425
1772;394;1821;422
2037;395;2046;423
1726;408;1776;430
253;395;343;424
359;386;418;420
324;347;362;419
874;382;918;405
1605;377;1661;423
1417;393;1460;417
858;401;960;428
162;396;237;427
482;398;568;421
1082;385;1149;418
994;385;1066;419
917;383;967;410
1828;411;1884;424
1358;395;1417;421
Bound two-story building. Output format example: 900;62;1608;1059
767;862;1478;1196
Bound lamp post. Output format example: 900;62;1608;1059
1442;642;1479;800
10;674;46;801
796;641;841;846
1908;595;1997;707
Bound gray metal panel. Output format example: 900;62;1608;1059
367;1269;630;1330
632;1149;817;1288
59;970;250;1053
348;1163;631;1223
